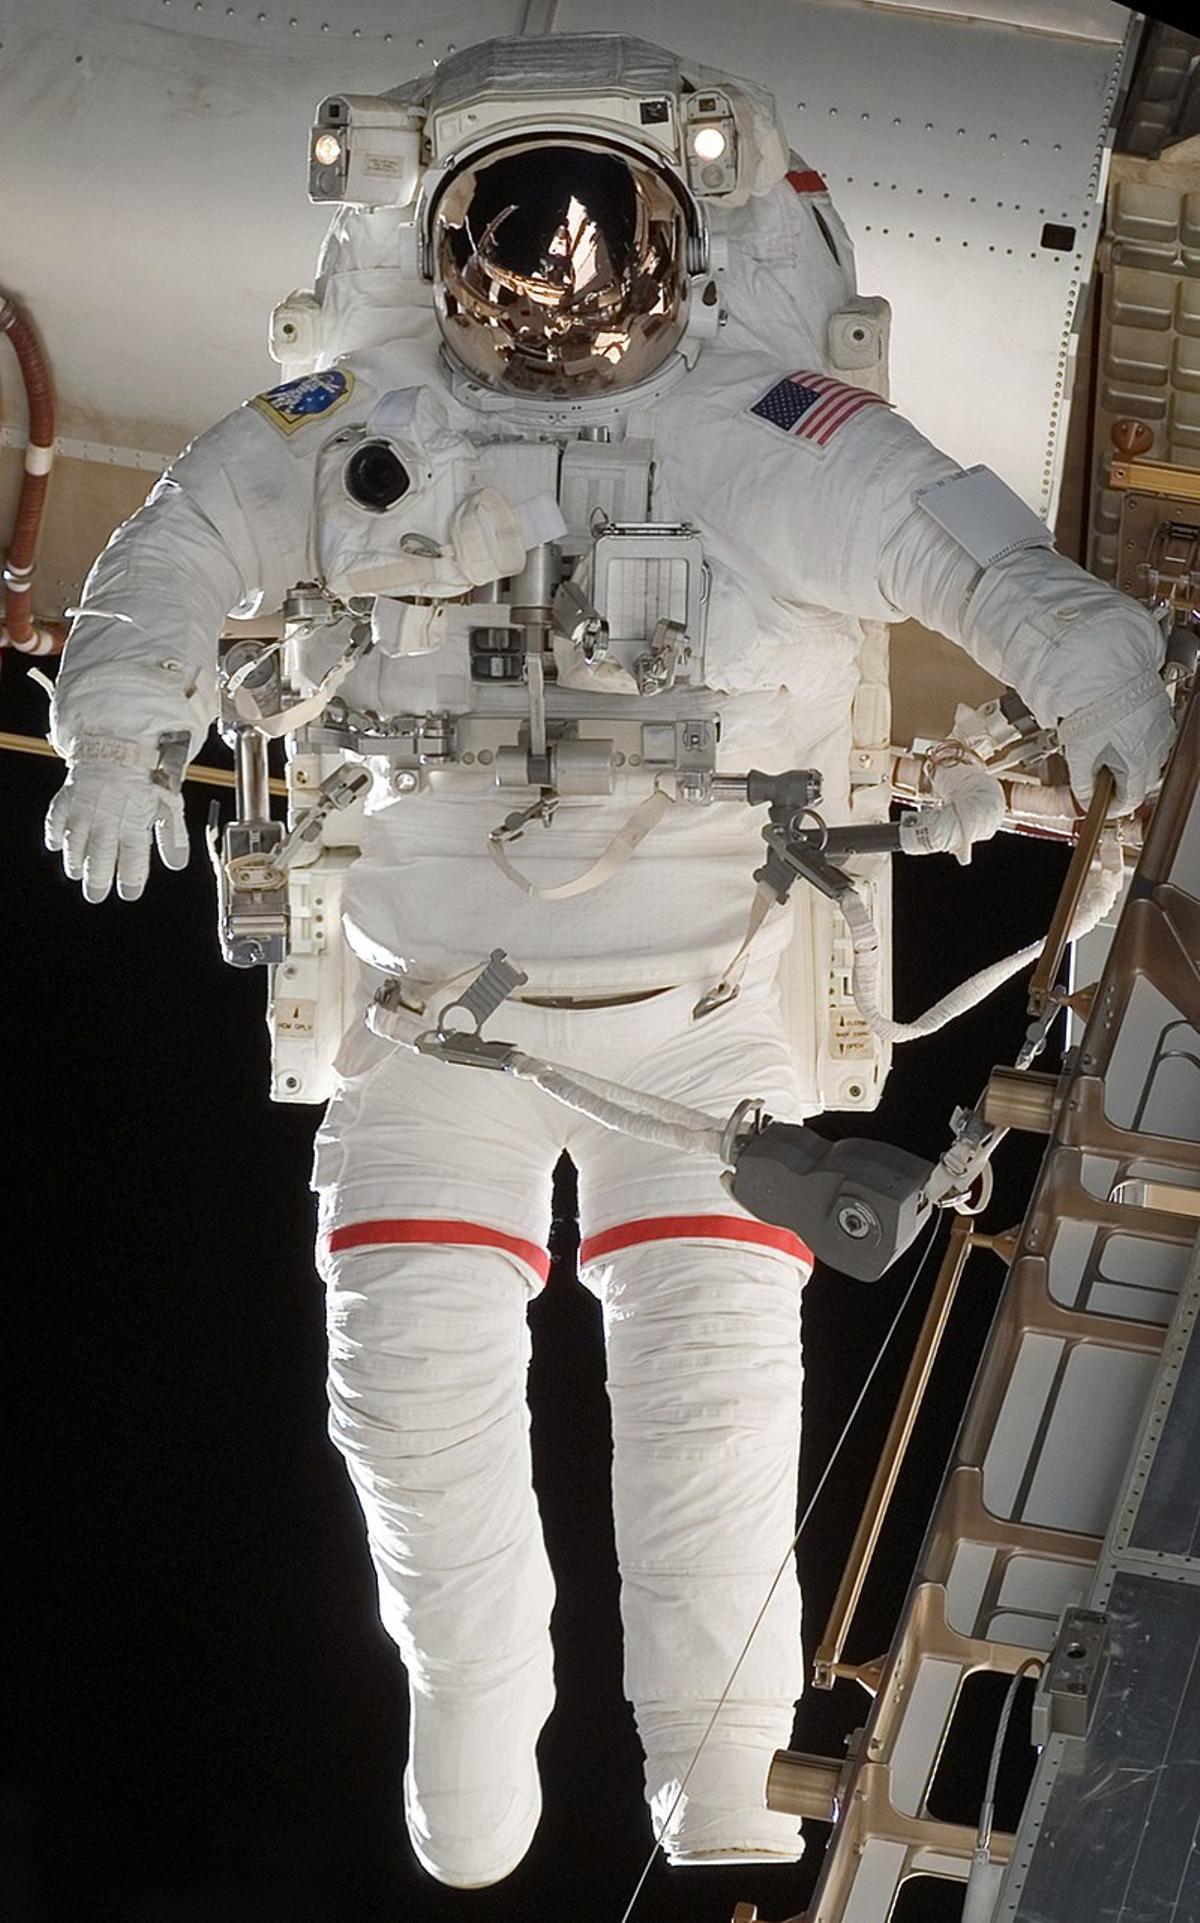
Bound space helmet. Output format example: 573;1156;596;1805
429;134;693;399
306;34;789;400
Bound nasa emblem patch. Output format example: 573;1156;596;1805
250;368;355;435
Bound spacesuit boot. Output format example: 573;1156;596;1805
643;1706;805;1864
402;1644;556;1888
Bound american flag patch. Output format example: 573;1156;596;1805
748;372;888;448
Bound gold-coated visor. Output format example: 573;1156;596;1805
432;139;693;398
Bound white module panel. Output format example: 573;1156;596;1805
555;0;1137;521
0;0;1134;518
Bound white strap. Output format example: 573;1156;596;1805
693;878;779;1018
488;788;674;901
70;731;159;774
231;628;370;739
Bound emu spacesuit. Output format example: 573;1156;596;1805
46;33;1173;1891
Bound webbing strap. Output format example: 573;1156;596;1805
488;788;674;901
692;879;779;1018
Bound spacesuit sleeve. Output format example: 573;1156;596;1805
50;400;322;761
841;408;1164;731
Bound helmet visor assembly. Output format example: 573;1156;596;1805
430;139;694;399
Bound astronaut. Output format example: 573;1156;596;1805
45;32;1173;1892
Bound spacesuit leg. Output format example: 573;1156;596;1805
312;1032;560;1889
573;970;812;1864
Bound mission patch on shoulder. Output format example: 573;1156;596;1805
250;368;355;435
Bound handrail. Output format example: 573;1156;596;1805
812;1218;1017;1689
1026;767;1115;1015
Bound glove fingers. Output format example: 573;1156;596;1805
154;796;190;872
46;768;189;899
1063;679;1175;816
82;834;119;904
60;817;94;882
116;831;152;902
1102;760;1133;814
1080;750;1122;813
44;787;70;852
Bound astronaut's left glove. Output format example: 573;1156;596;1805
1057;668;1176;813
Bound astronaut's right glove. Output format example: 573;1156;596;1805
45;759;189;903
1058;669;1176;814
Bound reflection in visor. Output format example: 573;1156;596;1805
433;142;693;399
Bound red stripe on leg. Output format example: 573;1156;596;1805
579;1214;814;1269
323;1217;552;1284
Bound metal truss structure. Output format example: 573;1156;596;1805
748;684;1200;1920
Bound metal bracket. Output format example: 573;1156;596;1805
1032;1607;1110;1745
494;795;558;841
274;763;370;867
151;729;191;794
434;949;529;1041
634;617;687;695
414;1030;520;1072
756;825;860;907
219;638;286;734
551;577;607;661
211;814;289;968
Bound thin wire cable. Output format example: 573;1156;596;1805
616;1212;947;1923
978;1658;1044;1855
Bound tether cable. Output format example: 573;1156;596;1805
616;1213;947;1923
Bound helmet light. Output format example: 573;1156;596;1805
691;125;727;161
683;93;738;198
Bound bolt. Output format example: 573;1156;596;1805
392;769;419;794
838;1202;877;1240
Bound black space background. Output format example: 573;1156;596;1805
0;654;1068;1923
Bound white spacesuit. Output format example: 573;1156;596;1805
46;32;1173;1892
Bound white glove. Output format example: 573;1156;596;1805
1058;669;1176;812
45;764;189;903
898;754;1006;864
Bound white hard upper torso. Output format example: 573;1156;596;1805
300;331;868;993
275;177;888;992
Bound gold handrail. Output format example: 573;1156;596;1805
1026;767;1115;1016
811;1218;1016;1690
